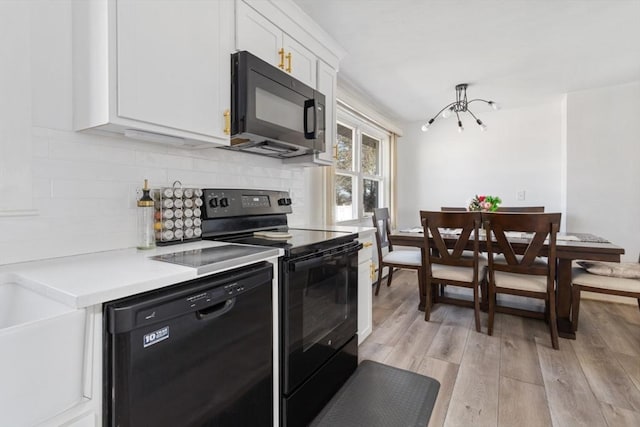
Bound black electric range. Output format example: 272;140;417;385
200;188;360;427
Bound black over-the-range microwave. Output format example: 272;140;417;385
224;50;326;159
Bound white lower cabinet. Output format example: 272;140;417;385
34;306;103;427
357;233;374;344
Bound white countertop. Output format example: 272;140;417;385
0;241;282;309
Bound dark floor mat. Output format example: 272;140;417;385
310;360;440;427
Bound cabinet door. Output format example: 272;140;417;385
283;34;316;87
116;0;231;140
357;259;373;344
236;1;283;69
316;60;337;164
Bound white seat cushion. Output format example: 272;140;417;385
432;265;476;283
431;255;486;283
494;271;549;293
383;250;422;266
576;261;640;280
572;267;640;293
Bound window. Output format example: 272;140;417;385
334;109;390;222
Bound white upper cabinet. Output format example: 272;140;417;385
315;60;337;164
236;2;283;69
236;1;316;88
282;35;317;88
73;0;234;147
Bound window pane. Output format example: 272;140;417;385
336;124;354;171
361;134;380;175
335;174;353;221
363;179;379;215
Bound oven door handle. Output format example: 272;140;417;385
289;243;362;272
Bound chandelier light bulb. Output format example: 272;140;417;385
421;118;434;132
458;121;464;133
476;119;487;131
442;108;452;119
489;101;500;110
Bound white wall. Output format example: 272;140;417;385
396;100;565;228
567;81;640;262
0;1;33;213
0;1;314;265
397;83;640;263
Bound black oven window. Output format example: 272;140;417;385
301;260;349;351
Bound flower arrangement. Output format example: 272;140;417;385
467;194;502;212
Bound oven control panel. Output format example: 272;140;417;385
201;188;292;219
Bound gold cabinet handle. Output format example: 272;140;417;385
285;52;292;73
363;242;373;248
369;262;375;280
223;109;230;135
278;48;285;69
332;145;338;159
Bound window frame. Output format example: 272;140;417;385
334;108;390;224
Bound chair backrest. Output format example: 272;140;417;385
484;212;561;280
372;208;393;263
440;207;467;212
420;211;482;272
497;206;545;213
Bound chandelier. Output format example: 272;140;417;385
421;83;499;133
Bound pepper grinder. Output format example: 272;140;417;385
137;179;156;250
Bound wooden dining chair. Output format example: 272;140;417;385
497;206;545;212
372;208;423;297
571;255;640;332
420;211;484;331
484;212;562;349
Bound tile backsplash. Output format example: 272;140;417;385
0;127;310;265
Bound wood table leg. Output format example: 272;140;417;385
556;258;576;339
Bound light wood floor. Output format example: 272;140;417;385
359;270;640;427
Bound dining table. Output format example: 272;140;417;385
389;230;625;339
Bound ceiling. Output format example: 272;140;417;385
293;0;640;124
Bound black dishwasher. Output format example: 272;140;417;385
104;262;273;427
